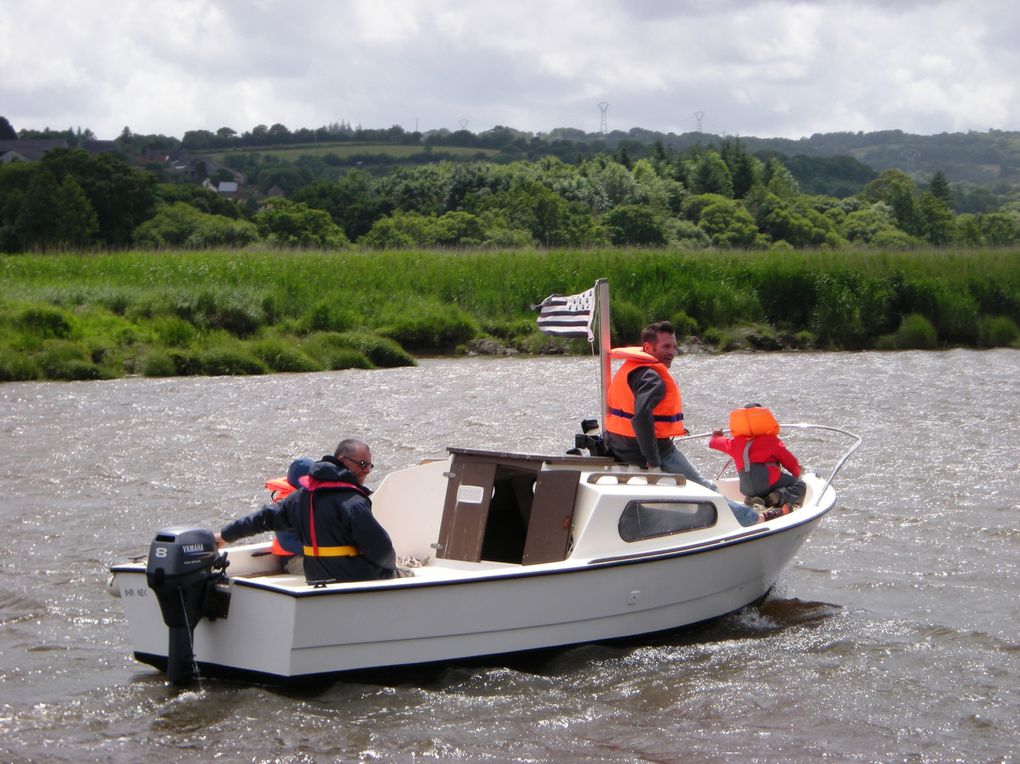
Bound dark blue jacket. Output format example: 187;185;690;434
221;456;396;583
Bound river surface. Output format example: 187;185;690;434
1;350;1018;763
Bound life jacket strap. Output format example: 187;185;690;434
306;481;366;558
303;544;359;557
608;406;684;423
741;439;754;473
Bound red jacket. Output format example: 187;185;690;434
709;433;801;486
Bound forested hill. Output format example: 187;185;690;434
14;119;1020;190
556;127;1020;188
678;129;1020;187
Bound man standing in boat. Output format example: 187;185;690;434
604;321;762;525
214;438;398;583
605;320;715;486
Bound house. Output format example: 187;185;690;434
0;138;68;163
202;178;242;199
0;138;118;164
143;149;173;164
172;153;245;186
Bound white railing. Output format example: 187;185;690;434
681;423;862;500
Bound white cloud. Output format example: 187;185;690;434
1;0;1019;139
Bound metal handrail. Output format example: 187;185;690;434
679;423;862;500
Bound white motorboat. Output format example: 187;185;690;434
108;280;860;683
109;424;859;684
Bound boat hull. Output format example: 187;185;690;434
111;514;820;682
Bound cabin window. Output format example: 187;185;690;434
618;500;717;541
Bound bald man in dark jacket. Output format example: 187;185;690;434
217;439;396;583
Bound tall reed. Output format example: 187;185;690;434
1;247;1017;381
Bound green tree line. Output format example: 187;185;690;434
5;140;1020;253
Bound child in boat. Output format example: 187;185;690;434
709;404;806;520
266;456;314;574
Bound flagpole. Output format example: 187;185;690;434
596;278;611;436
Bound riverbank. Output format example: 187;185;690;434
1;247;1018;381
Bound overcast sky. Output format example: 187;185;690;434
3;0;1019;142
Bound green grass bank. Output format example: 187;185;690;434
1;247;1018;381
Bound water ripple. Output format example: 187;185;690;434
0;350;1018;762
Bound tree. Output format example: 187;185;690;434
720;138;760;198
254;198;350;248
917;191;954;244
361;209;490;247
753;192;843;248
50;176;100;246
358;214;418;248
863;169;920;236
132;202;257;248
951;213;983;245
156;182;240;218
181;129;217;150
604;204;667;245
0;162;35;250
268;123;292;143
631;158;685;214
580;156;639;210
257;163;313;196
249;124;270;144
977;212;1020;245
375;164;447;216
292;170;387;240
841;203;901;244
762;157;799;198
697;198;761;247
428;210;486;245
690;150;733;196
0;116;18;140
35;148;155;246
15;171;99;248
491;177;604;246
928;170;951;204
681;193;729;223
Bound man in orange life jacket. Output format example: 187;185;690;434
605;320;713;486
605;321;761;527
214;438;397;583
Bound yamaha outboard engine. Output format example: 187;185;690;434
146;527;228;685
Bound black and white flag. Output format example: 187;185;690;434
534;286;595;340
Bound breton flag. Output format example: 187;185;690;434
534;285;596;340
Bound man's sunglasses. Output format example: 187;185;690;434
341;455;374;470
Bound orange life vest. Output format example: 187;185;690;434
605;347;686;438
725;407;783;496
267;476;297;557
728;406;780;437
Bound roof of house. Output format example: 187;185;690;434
0;138;118;163
0;138;68;161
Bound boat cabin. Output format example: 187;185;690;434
434;448;616;565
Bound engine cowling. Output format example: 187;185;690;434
145;526;228;684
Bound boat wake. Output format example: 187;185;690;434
746;596;843;629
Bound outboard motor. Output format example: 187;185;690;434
146;526;229;685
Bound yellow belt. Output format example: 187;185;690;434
303;545;359;557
